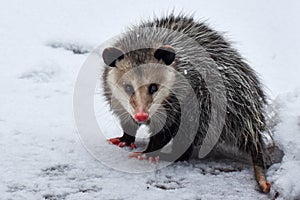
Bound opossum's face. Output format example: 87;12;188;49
102;46;176;123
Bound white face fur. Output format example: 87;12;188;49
102;45;177;123
107;64;176;120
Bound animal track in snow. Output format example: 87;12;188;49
46;40;93;55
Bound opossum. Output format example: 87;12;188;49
101;14;271;193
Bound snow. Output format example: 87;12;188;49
1;0;300;199
268;90;300;199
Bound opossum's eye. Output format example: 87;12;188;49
149;84;158;95
154;45;175;65
102;47;124;67
124;84;135;96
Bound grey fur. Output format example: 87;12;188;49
103;13;267;157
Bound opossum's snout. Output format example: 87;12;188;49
126;83;160;123
134;110;149;122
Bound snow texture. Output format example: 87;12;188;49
0;0;300;199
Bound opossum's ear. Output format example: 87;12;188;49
102;47;124;67
154;45;175;65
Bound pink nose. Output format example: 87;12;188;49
134;112;149;122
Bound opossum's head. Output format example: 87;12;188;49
102;45;176;123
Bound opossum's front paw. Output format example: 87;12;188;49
129;152;160;163
107;137;136;149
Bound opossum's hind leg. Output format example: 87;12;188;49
107;132;136;149
251;148;271;193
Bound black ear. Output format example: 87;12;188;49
154;45;176;65
102;47;124;67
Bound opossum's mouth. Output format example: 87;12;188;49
135;118;150;125
135;118;151;125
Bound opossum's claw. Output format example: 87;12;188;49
107;137;121;145
107;137;136;149
149;156;160;163
130;143;136;149
118;142;127;147
129;152;159;163
129;152;144;159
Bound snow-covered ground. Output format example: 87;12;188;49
1;0;300;199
